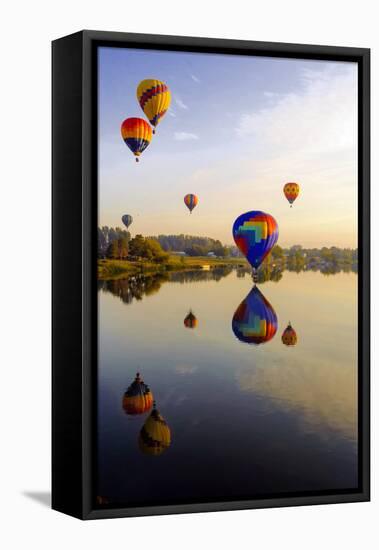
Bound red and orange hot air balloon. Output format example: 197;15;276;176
121;117;152;162
184;311;198;329
122;372;153;415
281;322;298;346
283;182;300;207
184;194;198;214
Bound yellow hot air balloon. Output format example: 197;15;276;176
137;79;171;133
139;403;171;456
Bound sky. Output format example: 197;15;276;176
98;47;358;248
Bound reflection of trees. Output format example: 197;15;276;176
99;273;169;304
238;261;357;284
99;267;234;305
239;265;284;283
168;266;233;284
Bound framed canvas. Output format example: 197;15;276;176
52;30;370;520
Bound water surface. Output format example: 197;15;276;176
97;269;358;506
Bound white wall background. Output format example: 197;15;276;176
0;1;376;548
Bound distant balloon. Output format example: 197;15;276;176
232;285;278;345
122;214;133;229
184;194;198;214
283;182;300;207
281;322;298;346
139;403;171;456
184;311;198;329
232;211;279;280
121;117;152;162
122;373;153;415
137;79;171;133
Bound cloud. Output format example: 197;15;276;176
168;109;176;118
235;65;357;157
238;354;357;439
190;73;200;83
174;131;199;141
175;96;189;110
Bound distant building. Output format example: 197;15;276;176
171;251;187;256
207;251;216;257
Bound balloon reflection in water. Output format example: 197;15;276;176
184;310;198;329
122;372;154;415
139;403;171;456
281;322;298;346
232;286;278;345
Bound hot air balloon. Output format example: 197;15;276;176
281;322;298;346
283;182;300;207
184;194;198;214
139;403;171;456
232;285;278;345
121;117;152;162
122;372;153;415
121;214;133;229
184;311;198;329
137;79;171;133
232;211;279;282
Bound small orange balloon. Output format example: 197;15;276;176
281;323;298;346
283;182;300;207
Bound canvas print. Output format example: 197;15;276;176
96;46;358;508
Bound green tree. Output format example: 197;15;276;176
119;238;129;259
106;239;120;259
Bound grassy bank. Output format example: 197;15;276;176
98;256;246;280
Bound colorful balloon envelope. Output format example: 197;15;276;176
283;182;300;207
232;285;278;345
121;214;133;229
122;372;153;415
184;193;198;214
137;79;171;133
121;117;152;162
281;322;298;346
184;311;198;329
139;404;171;456
232;211;279;272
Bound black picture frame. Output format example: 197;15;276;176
52;30;370;520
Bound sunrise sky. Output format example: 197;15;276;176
98;46;358;248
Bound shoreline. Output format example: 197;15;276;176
98;256;246;280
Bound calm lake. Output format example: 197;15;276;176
97;269;358;507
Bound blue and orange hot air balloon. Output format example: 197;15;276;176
184;194;198;214
281;322;298;346
121;117;152;162
232;211;279;281
283;182;300;207
232;285;278;345
122;373;153;415
137;79;171;133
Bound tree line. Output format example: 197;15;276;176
98;227;358;266
150;234;230;257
